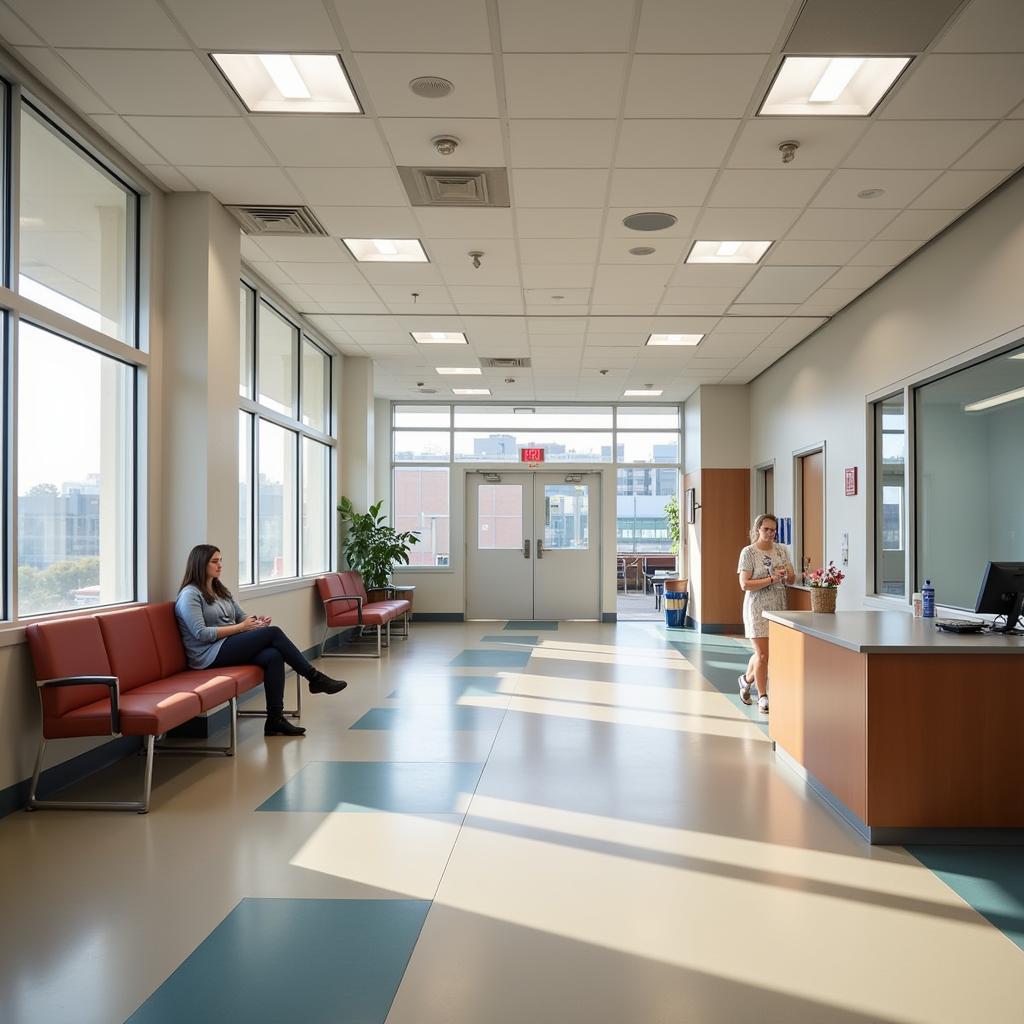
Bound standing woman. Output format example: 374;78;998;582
175;544;348;737
736;514;793;715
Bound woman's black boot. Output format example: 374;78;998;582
308;670;347;695
264;714;306;736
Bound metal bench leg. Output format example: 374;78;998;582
157;696;237;756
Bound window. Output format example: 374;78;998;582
301;339;330;432
240;284;254;400
257;300;297;416
239;412;253;585
394;467;449;567
874;394;906;597
301;439;330;575
616;468;677;554
257;420;297;582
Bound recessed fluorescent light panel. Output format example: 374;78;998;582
647;333;704;347
624;389;664;396
343;239;428;263
210;53;361;113
412;331;467;344
758;56;910;117
687;240;773;265
964;386;1024;413
436;367;482;375
452;388;491;395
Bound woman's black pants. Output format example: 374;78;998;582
210;626;316;714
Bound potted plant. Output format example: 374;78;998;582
337;497;420;597
807;561;845;613
665;494;680;572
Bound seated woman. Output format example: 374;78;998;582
175;544;347;737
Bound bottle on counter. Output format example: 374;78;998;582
922;580;935;618
912;592;923;617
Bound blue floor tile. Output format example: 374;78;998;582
387;676;505;702
257;761;485;813
450;649;532;668
351;706;506;732
504;620;559;630
127;898;428;1024
480;634;539;646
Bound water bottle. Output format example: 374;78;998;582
922;580;935;618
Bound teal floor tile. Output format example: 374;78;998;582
257;761;485;813
127;898;428;1024
504;620;558;630
387;676;505;702
907;846;1024;953
351;706;506;732
480;634;539;646
450;649;532;668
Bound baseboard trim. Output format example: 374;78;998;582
601;612;617;623
412;612;464;622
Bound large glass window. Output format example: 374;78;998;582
258;420;297;582
257;300;297;416
18;324;134;615
239;412;253;585
240;283;254;400
301;339;330;432
301;438;330;576
874;394;906;597
616;468;677;554
20;105;135;343
394;467;450;566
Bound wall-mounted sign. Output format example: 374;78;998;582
845;466;858;496
520;447;545;463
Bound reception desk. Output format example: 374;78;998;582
763;610;1024;844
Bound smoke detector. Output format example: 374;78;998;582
432;135;460;156
409;76;454;99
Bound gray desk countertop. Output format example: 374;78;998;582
762;610;1024;654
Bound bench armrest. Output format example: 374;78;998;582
37;675;120;733
324;593;363;623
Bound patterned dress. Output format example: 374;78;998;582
737;543;792;639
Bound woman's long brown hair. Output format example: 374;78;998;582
179;544;233;603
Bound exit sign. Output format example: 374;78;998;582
520;447;545;463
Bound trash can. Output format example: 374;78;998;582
664;588;689;629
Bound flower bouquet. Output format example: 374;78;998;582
807;561;844;613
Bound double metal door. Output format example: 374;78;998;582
466;472;600;621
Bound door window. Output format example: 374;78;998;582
544;484;589;550
478;484;523;549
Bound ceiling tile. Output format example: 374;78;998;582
594;265;674;290
287;166;407;205
811;169;940;208
438;264;522;287
353;54;498;116
251;236;350;261
497;0;635;51
786;207;897;240
304;282;382;303
784;0;961;53
427;237;518;264
17;48;113;113
605;207;701;237
909;169;1008;208
509;120;617;168
695;207;799;238
504;55;629;117
599;238;688;264
314;206;421;237
144;164;195;191
954;121;1024;169
662;286;741;309
727;118;866;169
843;121;993;170
279;262;366;285
669;265;758;288
524;289;591;305
849;240;923;265
516;209;605;238
626;55;769;117
57;49;236;115
609;169;716;207
709;169;830;208
875;209;960;240
164;0;340;49
380;117;504;166
90;115;165;165
357;264;444;285
737;266;838;303
521;265;595;288
881;54;1024;120
636;0;794;53
615;120;739;168
9;0;187;47
126;116;273;166
934;0;1024;53
448;286;523;303
252;116;393;167
512;169;610;207
765;240;864;265
0;7;41;44
332;0;491;52
796;287;864;315
761;316;827;348
823;266;890;289
181;165;303;204
415;208;515;238
727;303;799;316
713;315;785;334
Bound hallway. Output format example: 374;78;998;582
2;622;1022;1023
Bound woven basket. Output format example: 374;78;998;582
809;587;837;613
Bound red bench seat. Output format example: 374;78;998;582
316;571;411;658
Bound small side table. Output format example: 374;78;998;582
389;584;415;636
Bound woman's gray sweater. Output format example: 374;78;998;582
174;584;246;669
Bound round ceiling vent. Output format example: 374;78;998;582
622;212;677;232
409;76;455;99
629;246;656;256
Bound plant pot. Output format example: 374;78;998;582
664;577;688;594
809;587;837;613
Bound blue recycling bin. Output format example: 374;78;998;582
664;588;689;629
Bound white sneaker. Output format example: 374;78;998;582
738;674;753;705
758;694;769;715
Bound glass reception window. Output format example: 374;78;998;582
20;105;135;343
477;484;523;549
18;324;135;615
392;430;451;462
257;300;297;417
544;484;589;550
393;467;450;566
257;419;297;581
300;339;330;432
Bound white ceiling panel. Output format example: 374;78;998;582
608;169;716;208
279;262;367;285
372;283;448;303
253;116;393;167
512;170;609;207
58;49;236;115
615;120;739;168
875;209;960;240
521;265;595;288
594;265;674;290
164;0;340;49
439;264;522;287
332;0;491;53
17;47;113;113
90;115;165;165
669;265;758;288
415;208;515;238
524;289;591;305
9;0;187;48
695;335;763;357
695;207;799;238
181;166;303;204
713;316;786;335
497;0;635;52
727;303;799;315
126;116;273;166
516;209;605;238
427;237;518;264
381;118;505;166
849;240;923;266
626;55;770;118
796;288;864;315
314;206;421;237
766;240;864;265
843;121;993;170
0;7;41;44
709;169;830;208
332;315;403;332
787;207;897;240
761;317;827;348
504;55;629;118
605;207;701;237
955;121;1024;169
353;54;499;117
662;286;743;306
811;169;940;209
599;238;688;264
304;283;382;303
509;120;617;168
737;266;838;303
636;0;794;53
935;0;1024;53
727;118;866;169
823;266;890;290
448;286;523;304
251;236;351;261
880;55;1024;120
355;264;444;285
287;166;407;206
385;300;457;314
144;164;195;191
909;169;1009;208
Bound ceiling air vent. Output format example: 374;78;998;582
226;205;328;236
409;76;454;99
398;166;510;208
481;357;531;369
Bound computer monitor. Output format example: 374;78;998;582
974;561;1024;634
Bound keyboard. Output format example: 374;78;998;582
934;618;985;634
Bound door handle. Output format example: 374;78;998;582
523;539;530;559
536;539;544;559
